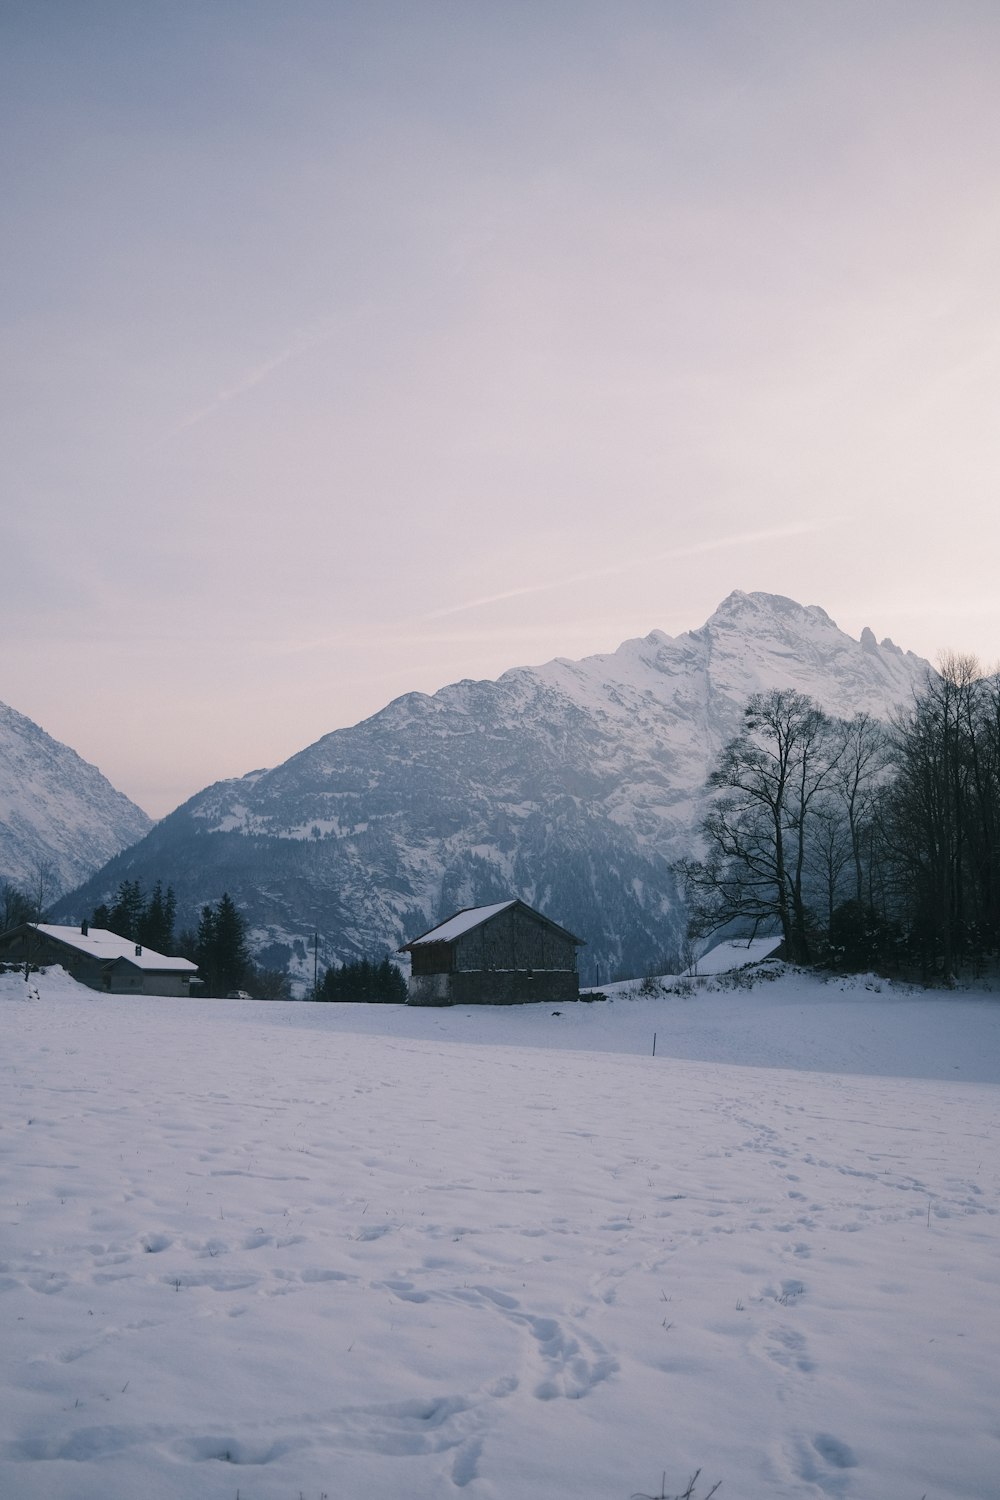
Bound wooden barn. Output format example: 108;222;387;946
399;899;583;1006
0;922;198;998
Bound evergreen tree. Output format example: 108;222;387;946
139;881;176;953
213;893;251;995
109;879;145;941
319;954;406;1003
195;904;219;994
377;955;407;1003
92;881;179;952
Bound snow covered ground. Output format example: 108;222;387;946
2;967;998;1500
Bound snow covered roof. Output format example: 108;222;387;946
404;901;518;946
33;925;197;973
686;935;783;977
402;899;584;950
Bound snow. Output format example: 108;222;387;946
0;702;151;895
32;926;197;974
404;901;517;946
685;936;784;976
2;965;999;1500
51;592;934;988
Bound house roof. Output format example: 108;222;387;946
684;935;783;977
31;924;198;973
401;899;584;950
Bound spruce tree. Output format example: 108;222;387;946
211;894;250;996
109;880;145;941
140;881;176;953
195;904;219;994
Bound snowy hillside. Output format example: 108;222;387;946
0;701;152;898
1;967;997;1500
55;593;931;980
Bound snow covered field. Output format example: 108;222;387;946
2;969;998;1500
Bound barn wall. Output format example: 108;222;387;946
410;944;452;977
408;968;578;1006
453;906;577;974
407;973;452;1006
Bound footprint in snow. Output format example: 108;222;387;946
813;1433;858;1468
787;1430;858;1487
763;1326;815;1374
384;1278;430;1303
354;1223;392;1242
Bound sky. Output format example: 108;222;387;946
4;1;1000;819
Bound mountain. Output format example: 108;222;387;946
0;701;153;901
54;593;931;985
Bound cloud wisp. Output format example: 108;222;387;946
421;520;841;622
162;324;340;443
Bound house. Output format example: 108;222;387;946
683;934;784;977
0;922;198;997
399;899;584;1006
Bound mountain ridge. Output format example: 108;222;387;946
53;593;932;985
0;701;153;899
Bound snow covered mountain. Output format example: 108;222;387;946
0;701;153;900
56;593;931;983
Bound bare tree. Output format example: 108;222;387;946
683;690;841;963
20;859;58;980
27;858;57;920
832;713;890;908
884;655;1000;976
1;881;33;933
807;792;854;941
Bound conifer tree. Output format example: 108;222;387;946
212;893;250;995
109;880;145;942
319;954;406;1003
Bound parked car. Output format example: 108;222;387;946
226;989;254;1000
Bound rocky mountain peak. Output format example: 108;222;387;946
0;701;153;899
53;594;933;987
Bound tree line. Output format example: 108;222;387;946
88;881;403;1001
89;881;262;999
680;658;1000;980
0;864;408;1002
92;879;177;953
317;955;407;1003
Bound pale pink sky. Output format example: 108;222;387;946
4;2;1000;817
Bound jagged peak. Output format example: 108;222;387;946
47;586;934;986
707;590;838;631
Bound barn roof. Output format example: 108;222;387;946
404;901;517;946
401;899;583;950
32;924;197;973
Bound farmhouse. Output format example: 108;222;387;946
0;922;198;998
400;899;583;1006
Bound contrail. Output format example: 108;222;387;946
421;520;838;621
162;324;338;442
